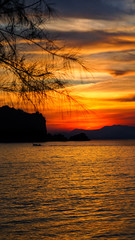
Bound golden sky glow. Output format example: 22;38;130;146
1;0;135;132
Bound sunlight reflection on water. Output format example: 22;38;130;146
0;140;135;240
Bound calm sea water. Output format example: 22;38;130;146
0;140;135;240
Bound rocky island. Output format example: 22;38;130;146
0;106;47;142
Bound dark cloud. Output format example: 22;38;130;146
119;95;135;102
112;51;135;62
111;70;130;76
58;30;110;45
52;0;134;20
49;30;135;48
102;94;135;102
90;50;135;62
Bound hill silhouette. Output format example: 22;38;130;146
0;106;47;142
69;125;135;140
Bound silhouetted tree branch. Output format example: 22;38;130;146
0;0;87;109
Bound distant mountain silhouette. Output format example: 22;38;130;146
69;125;135;140
0;106;47;142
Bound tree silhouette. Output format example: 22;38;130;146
0;0;86;109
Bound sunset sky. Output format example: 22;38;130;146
1;0;135;132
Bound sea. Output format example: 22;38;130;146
0;140;135;240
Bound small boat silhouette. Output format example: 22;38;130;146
33;143;42;146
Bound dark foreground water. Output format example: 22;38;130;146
0;140;135;240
